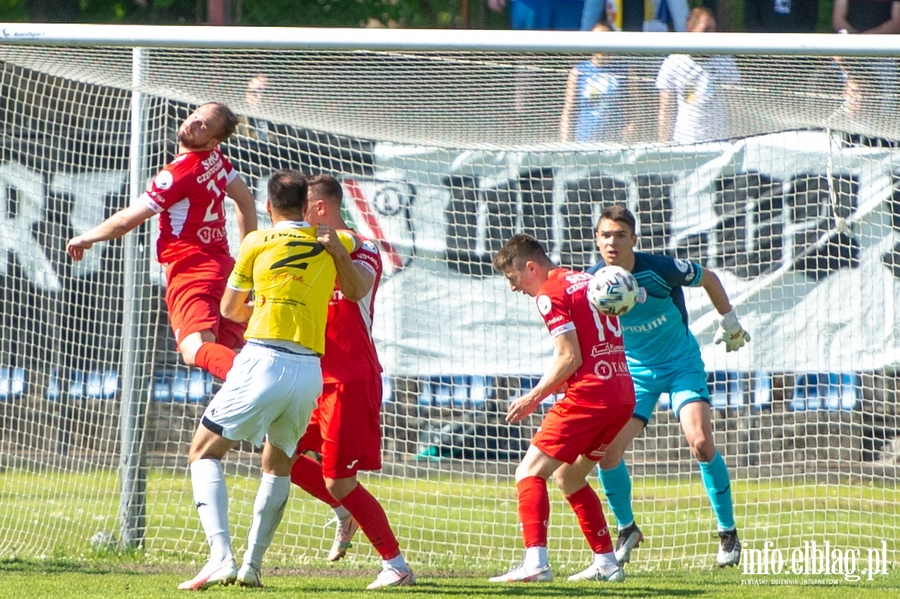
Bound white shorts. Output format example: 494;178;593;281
202;343;322;457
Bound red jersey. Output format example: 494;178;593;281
140;148;238;264
321;235;384;383
536;268;633;406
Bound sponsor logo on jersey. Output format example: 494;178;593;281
637;288;648;303
196;226;227;244
537;295;552;315
623;314;668;333
674;258;691;273
154;170;174;190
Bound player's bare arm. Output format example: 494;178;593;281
316;225;371;302
698;267;734;315
66;203;156;262
220;287;253;323
506;330;582;424
226;176;259;240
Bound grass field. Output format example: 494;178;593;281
2;557;899;599
1;466;898;596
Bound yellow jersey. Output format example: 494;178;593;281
227;221;356;355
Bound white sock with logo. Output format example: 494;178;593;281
190;458;233;564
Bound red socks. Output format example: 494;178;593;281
194;342;236;381
290;454;340;508
565;483;613;554
516;476;549;548
342;484;401;560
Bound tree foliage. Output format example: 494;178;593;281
0;0;500;28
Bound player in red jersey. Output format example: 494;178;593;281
289;174;413;590
67;102;258;381
488;234;636;584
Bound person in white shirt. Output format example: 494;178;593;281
655;8;740;144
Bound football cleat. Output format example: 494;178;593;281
236;563;263;588
567;563;625;582
716;529;741;567
177;558;237;590
366;565;415;589
488;562;553;583
327;513;360;562
614;522;643;565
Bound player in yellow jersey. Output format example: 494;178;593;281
178;169;357;591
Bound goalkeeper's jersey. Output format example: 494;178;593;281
589;252;703;370
227;220;355;355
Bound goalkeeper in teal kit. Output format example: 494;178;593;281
588;205;751;568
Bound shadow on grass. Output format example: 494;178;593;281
0;557;113;575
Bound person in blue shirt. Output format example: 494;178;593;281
560;23;633;143
588;204;750;568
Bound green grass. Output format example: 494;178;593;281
1;467;898;578
1;557;898;599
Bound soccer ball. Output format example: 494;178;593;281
89;530;116;550
587;265;639;316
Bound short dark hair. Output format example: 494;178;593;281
598;204;636;235
268;169;308;215
306;173;344;208
204;102;239;140
493;234;549;273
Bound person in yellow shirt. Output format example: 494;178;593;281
178;169;357;591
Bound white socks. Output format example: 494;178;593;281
190;459;233;564
524;545;549;569
243;473;291;570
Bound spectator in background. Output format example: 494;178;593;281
656;8;740;144
833;0;900;34
488;0;584;30
745;0;819;32
581;0;688;32
237;74;272;142
561;23;634;142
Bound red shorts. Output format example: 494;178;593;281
164;251;246;351
531;399;633;465
297;376;383;478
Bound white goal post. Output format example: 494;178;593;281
0;23;898;573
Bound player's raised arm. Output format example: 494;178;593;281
226;175;258;240
66;203;156;262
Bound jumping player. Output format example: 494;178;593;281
67;102;258;381
489;234;635;583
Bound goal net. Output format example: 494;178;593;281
0;25;897;574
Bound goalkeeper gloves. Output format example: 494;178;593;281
714;309;751;352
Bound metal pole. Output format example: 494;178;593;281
117;46;150;550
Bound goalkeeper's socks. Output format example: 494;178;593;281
699;451;736;531
190;458;233;563
289;453;340;508
565;483;613;554
599;460;635;529
517;476;550;550
342;483;400;560
243;473;290;570
195;342;236;381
